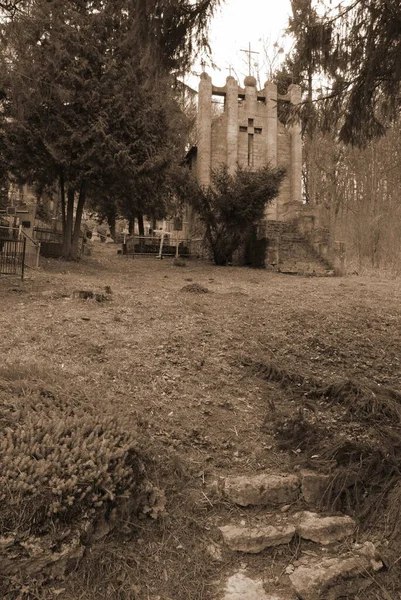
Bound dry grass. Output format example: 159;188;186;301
1;243;401;599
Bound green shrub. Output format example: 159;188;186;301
175;164;286;266
0;408;144;534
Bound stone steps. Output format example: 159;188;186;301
210;471;384;600
265;221;333;276
277;239;332;276
219;511;356;552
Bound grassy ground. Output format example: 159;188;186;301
1;242;401;599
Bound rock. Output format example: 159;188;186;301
222;571;295;600
219;524;295;553
289;543;383;600
223;474;300;507
300;470;331;505
293;511;356;545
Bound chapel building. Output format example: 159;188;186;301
193;72;303;222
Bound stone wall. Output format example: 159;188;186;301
266;123;291;220
197;73;302;223
194;72;345;271
211;114;227;169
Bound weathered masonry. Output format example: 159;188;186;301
195;72;302;222
189;72;345;274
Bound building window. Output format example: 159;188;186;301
248;134;254;166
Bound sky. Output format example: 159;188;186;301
187;0;293;90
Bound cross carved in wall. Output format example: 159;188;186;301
239;119;262;135
239;119;262;166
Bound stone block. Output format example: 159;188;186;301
223;572;296;600
301;470;331;505
289;543;383;600
223;474;300;507
219;523;295;553
293;511;356;545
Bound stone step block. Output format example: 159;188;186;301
222;571;296;600
219;523;295;553
223;474;300;507
289;542;383;600
300;471;331;506
293;511;356;545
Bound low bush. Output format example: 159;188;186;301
0;412;144;534
0;369;145;536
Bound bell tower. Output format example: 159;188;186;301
196;73;302;221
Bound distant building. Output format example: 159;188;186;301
190;73;302;222
186;73;344;273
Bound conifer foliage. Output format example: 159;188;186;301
0;0;219;258
288;0;401;145
176;164;286;266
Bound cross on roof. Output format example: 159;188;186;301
240;42;259;76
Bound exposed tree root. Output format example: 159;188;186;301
255;360;401;538
255;360;401;424
310;379;401;424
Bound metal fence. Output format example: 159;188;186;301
0;237;26;279
125;235;205;258
33;226;63;243
0;225;40;278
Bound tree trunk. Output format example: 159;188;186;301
137;213;145;236
71;181;86;260
107;211;116;241
62;187;75;258
128;215;134;235
59;170;66;235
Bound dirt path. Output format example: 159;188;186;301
1;243;400;599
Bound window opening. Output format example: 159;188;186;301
248;134;254;166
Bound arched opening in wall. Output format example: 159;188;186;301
211;95;224;120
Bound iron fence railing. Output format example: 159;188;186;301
125;235;205;258
0;237;26;279
0;225;40;277
33;226;64;243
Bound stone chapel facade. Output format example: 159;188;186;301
194;72;303;222
185;72;345;273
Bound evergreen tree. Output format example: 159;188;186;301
287;0;401;145
175;164;286;266
0;0;219;258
